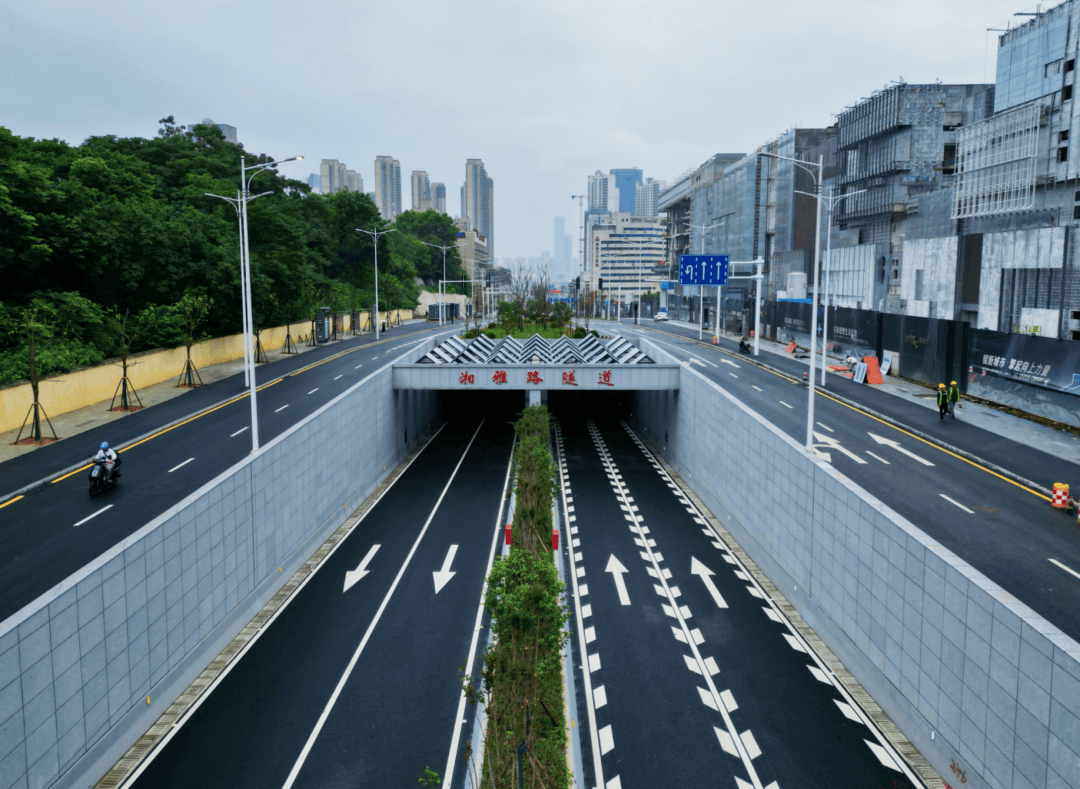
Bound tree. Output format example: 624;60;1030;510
107;308;156;410
175;293;212;386
12;309;59;444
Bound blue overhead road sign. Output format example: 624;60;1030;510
678;255;729;286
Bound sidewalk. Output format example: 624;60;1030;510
0;321;427;466
628;317;1080;468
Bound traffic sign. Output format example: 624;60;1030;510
660;280;677;290
678;255;729;286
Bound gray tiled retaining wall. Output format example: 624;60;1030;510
630;337;1080;789
0;339;440;789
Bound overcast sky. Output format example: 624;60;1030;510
1;0;1042;264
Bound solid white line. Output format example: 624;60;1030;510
441;436;516;789
275;405;288;413
752;385;763;392
1049;558;1080;581
74;505;112;527
779;401;793;409
729;373;738;379
334;375;343;380
117;424;447;789
816;422;834;432
282;420;485;789
307;388;319;395
707;361;719;368
230;427;248;437
866;451;890;465
168;458;194;473
939;494;974;514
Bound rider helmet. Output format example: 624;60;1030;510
100;441;109;450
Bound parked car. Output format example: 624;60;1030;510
654;311;669;321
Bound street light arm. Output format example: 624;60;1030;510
760;151;820;184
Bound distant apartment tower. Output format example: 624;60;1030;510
588;171;620;211
610;169;643;214
189;118;237;144
306;174;320;191
411;171;432;211
374;156;402;220
346;169;363;193
431;183;447;213
462;159;494;258
634;178;666;217
320;159;347;194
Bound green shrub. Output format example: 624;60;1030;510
484;330;497;339
589;329;599;338
572;327;586;339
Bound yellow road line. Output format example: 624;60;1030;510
0;495;24;510
45;328;431;488
645;326;1051;502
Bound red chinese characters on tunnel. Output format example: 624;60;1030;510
458;370;475;384
598;369;613;386
527;371;543;385
562;371;577;386
492;370;507;385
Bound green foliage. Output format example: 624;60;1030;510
572;327;587;339
418;766;441;786
550;302;571;329
0;120;430;385
589;330;599;338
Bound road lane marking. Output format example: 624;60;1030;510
813;433;866;465
752;385;763;392
729;373;738;378
334;375;343;380
307;388;319;395
275;405;288;413
866;451;889;465
168;458;194;473
939;494;974;514
74;505;112;527
1049;558;1080;581
283;420;485;789
816;422;833;432
778;401;793;409
342;544;380;592
355;364;363;369
865;740;902;772
432;545;459;594
707;360;719;367
605;555;631;605
868;432;934;466
690;557;728;608
230;427;249;437
0;495;24;510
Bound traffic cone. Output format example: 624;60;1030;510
803;371;807;383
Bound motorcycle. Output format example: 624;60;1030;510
88;455;121;497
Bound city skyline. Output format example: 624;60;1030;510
0;0;1025;259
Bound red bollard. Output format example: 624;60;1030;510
552;527;559;551
505;524;512;545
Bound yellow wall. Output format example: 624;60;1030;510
0;311;410;433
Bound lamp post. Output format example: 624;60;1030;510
689;222;722;341
205;152;303;453
419;240;455;326
760;151;823;451
356;227;397;340
793;187;867;386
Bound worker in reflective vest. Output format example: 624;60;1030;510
947;381;961;419
937;384;948;421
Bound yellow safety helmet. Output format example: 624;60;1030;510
950;381;957;386
938;383;945;389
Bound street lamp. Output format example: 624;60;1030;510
204;152;303;453
792;187;867;386
419;240;456;326
760;150;823;451
689;222;722;341
355;227;397;340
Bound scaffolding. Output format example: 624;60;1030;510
953;103;1041;218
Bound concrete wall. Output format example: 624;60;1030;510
825;243;876;310
978;227;1066;332
629;337;1080;789
902;237;958;319
0;311;412;434
0;340;440;789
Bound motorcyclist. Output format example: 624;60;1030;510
94;441;120;482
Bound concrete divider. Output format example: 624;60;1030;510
630;337;1080;789
0;337;441;789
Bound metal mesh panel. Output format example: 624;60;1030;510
953;103;1040;218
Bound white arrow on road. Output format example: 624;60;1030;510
433;544;460;594
605;554;631;605
690;557;728;609
343;544;381;592
867;432;935;466
813;432;867;464
720;359;740;368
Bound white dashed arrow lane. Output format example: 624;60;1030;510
605;554;632;605
343;544;380;592
690;557;728;609
433;544;459;594
867;432;935;466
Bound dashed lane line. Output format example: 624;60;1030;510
816;422;834;432
866;451;889;465
779;401;793;409
275;405;289;413
230;427;248;437
939;494;974;514
307;388;319;395
751;385;763;392
1049;558;1080;581
168;458;194;473
74;505;112;527
334;375;343;380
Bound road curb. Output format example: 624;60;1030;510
627;322;1054;500
0;327;434;507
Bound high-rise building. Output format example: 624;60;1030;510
320;159;343;194
588;171;620;212
588;213;665;304
462;159;494;258
634;178;666;217
306;174;320;191
610;169;643;214
411;171;432;211
188;118;237;144
431;183;447;213
374;156;402;220
454;228;489;284
346;169;363;193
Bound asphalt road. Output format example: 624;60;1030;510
552;399;923;789
0;323;457;623
612;322;1080;643
124;409;515;789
